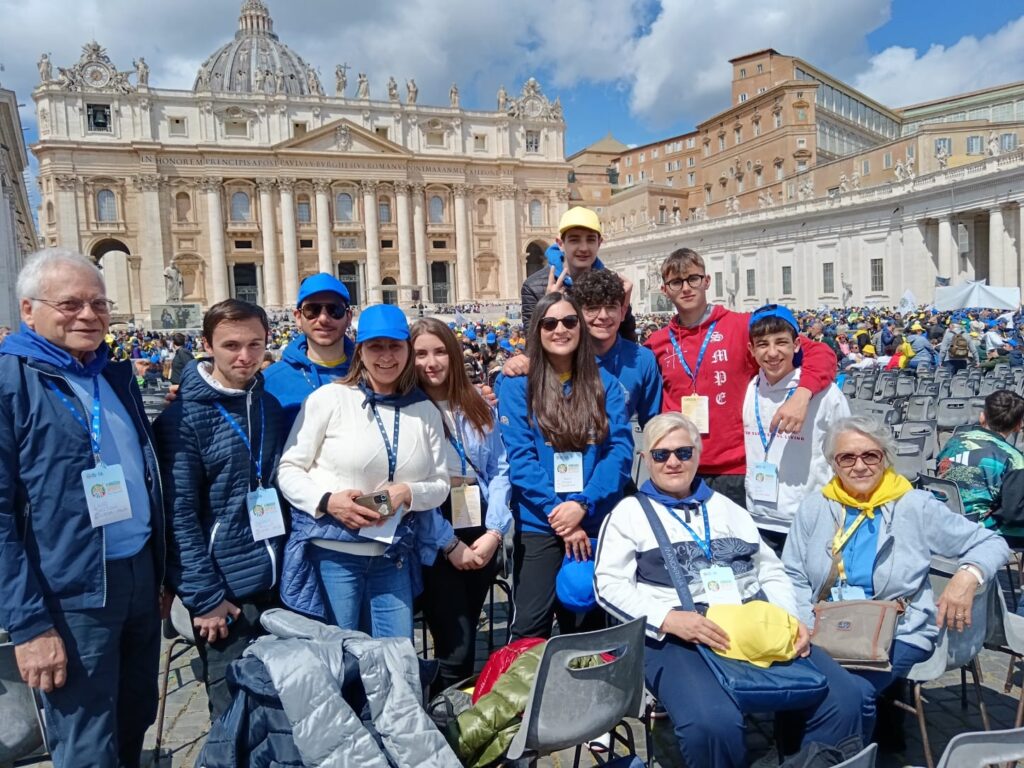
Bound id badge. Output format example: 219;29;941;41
451;482;483;529
700;565;743;605
680;395;710;434
246;487;286;541
749;462;780;503
82;463;133;528
553;452;584;493
830;583;867;602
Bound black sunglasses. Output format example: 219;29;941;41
539;315;580;332
300;302;349;320
649;446;695;463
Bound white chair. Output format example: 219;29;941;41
0;628;48;764
933;726;1024;768
153;597;197;759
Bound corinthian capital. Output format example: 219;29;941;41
359;179;379;195
132;174;163;192
54;174;80;192
276;177;297;193
453;183;470;198
196;176;223;192
312;179;332;194
256;177;277;193
393;181;411;195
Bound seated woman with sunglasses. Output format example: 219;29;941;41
497;291;634;640
595;412;867;768
783;415;1008;741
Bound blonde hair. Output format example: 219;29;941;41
643;412;703;454
660;248;706;282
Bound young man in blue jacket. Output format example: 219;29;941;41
263;273;354;433
153;299;287;720
0;249;164;768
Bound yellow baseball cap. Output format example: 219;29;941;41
706;601;799;668
558;206;602;237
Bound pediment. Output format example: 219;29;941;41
274;118;412;156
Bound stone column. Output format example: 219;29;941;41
1018;204;1024;288
201;177;228;303
555;189;570;223
411;182;428;292
278;178;299;304
54;175;81;251
394;182;414;304
257;178;282;308
937;215;955;282
989;206;1010;287
453;184;472;301
314;180;333;275
133;174;167;312
361;180;382;304
497;185;520;299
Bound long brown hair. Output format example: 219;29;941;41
339;338;419;395
527;291;608;451
410;318;494;435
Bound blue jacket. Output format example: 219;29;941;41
153;361;286;616
0;329;164;644
497;368;634;538
263;335;355;434
597;336;662;428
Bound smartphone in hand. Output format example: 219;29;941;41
355;491;394;518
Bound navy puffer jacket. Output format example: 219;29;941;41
153;361;286;616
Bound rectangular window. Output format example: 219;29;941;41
756;63;764;73
746;269;756;297
862;159;870;175
297;200;311;223
796;160;808;172
639;170;646;181
87;103;112;132
705;186;712;204
426;130;445;147
168;117;187;136
687;137;696;148
781;266;792;295
703;143;711;157
734;127;742;144
432;239;447;249
652;148;658;158
380;239;394;249
233;239;253;250
775;162;784;181
753;121;761;136
687;156;695;167
823;262;835;294
1001;133;1019;152
714;271;724;298
473;133;487;151
755;168;763;187
626;174;633;185
967;135;983;155
224;119;248;138
718;136;726;151
338;262;361;305
639;152;646;162
375;126;389;140
870;258;884;292
625;157;632;167
737;176;745;193
739;67;747;77
292;122;307;137
774;113;782;129
299;238;314;249
935;137;952;156
336;236;358;250
525;130;541;153
739;93;748;103
687;172;696;186
883;152;892;169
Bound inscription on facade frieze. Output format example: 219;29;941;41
139;154;485;176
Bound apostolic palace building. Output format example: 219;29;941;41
31;0;570;321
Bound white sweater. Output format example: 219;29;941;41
594;492;796;641
278;383;449;553
742;369;850;532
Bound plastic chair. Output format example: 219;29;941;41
933;726;1024;768
835;743;878;767
0;628;48;765
936;398;973;430
895;376;917;398
505;617;646;766
905;395;938;423
892;440;926;480
153;597;197;758
916;475;967;517
895;421;938;461
983;585;1024;730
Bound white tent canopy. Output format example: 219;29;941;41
932;280;1021;312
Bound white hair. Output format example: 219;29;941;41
16;248;105;302
642;412;703;454
822;415;896;467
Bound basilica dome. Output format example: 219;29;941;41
192;0;322;96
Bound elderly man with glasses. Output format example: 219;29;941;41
0;249;164;768
263;272;355;433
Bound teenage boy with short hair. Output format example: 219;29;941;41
742;304;849;552
154;299;287;720
644;248;838;506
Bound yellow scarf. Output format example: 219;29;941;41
821;468;912;520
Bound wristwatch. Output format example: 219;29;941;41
958;563;984;586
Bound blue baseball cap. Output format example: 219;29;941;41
486;332;497;344
555;551;598;613
297;273;350;307
749;303;799;333
356;304;409;343
464;328;477;342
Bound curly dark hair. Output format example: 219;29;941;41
572;268;625;309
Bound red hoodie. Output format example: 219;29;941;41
645;305;837;476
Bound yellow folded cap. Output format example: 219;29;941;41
706;601;799;668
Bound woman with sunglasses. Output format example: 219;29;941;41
497;291;634;640
277;304;450;638
410;318;512;694
783;415;1008;746
594;413;867;768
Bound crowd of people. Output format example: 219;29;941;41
0;203;1019;768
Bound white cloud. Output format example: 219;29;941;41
852;16;1024;108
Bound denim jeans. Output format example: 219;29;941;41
311;546;413;639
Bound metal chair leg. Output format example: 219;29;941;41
153;637;186;756
969;657;991;730
914;682;935;768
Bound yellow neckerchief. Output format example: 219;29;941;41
821;468;912;581
558;371;571;384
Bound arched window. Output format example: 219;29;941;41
528;199;543;227
230;191;251;222
335;192;353;222
428;194;444;224
475;198;488;225
175;192;192;222
378;196;392;224
96;189;117;222
296;194;312;223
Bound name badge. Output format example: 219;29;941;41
82;464;133;528
246;487;286;541
553;452;584;493
451;482;483;529
680;395;710;434
749;461;780;503
830;583;868;602
700;565;743;605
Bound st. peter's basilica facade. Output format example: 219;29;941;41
32;0;570;320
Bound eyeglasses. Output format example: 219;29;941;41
649;446;695;463
582;304;621;318
834;450;884;468
33;297;114;316
663;275;707;292
539;315;580;332
300;302;349;320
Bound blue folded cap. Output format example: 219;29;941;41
486;332;496;344
297;273;351;307
749;303;799;332
499;339;513;352
356;304;409;343
465;328;477;341
556;551;598;613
